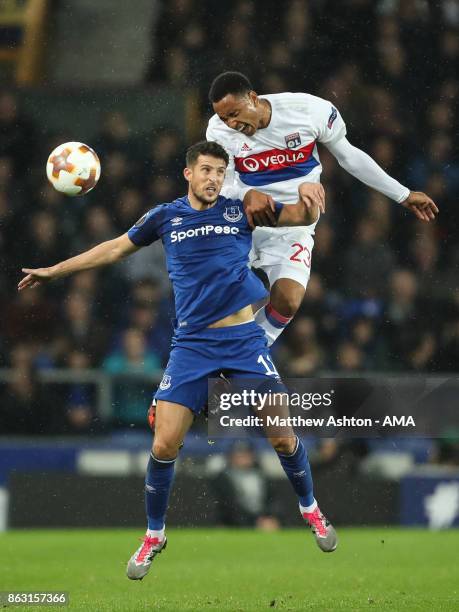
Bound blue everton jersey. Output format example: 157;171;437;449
127;195;283;334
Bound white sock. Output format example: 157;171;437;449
146;526;165;540
254;303;292;346
300;499;318;515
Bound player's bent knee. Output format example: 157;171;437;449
152;439;180;461
270;280;305;318
269;436;296;455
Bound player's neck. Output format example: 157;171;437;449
187;192;216;211
258;99;272;129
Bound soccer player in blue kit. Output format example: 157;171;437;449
18;141;336;581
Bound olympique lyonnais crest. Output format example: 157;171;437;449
285;132;301;149
223;206;243;223
159;374;171;390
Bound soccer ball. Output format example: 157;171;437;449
46;142;101;196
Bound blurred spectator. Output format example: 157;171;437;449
96;151;134;201
344;216;395;298
347;317;382;369
2;287;56;348
114;187;145;232
211;441;280;529
277;317;324;376
439;290;459;371
296;273;339;346
64;349;100;434
0;344;61;434
112;279;172;365
335;341;366;372
21;210;67;270
94;111;132;156
147;175;178;203
103;328;161;424
311;222;341;290
408;133;459;198
141;128;182;189
55;291;110;365
81;206;116;249
0;90;37;179
382;269;439;370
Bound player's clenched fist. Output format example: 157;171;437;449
243;189;278;229
298;182;325;214
18;267;55;291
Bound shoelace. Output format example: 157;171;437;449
304;510;328;537
136;536;163;563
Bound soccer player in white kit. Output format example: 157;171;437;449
206;72;438;346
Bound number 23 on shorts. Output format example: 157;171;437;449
289;242;311;267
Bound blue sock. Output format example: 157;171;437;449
145;452;176;530
276;436;314;507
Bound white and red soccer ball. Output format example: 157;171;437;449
46;141;101;196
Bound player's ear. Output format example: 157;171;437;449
249;91;258;106
183;167;192;183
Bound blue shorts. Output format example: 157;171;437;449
155;321;282;414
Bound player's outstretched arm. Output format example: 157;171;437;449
325;137;439;221
18;233;139;291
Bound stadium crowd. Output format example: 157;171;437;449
0;0;458;434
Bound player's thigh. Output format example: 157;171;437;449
254;227;315;291
153;400;195;458
224;323;283;381
222;325;295;437
155;342;216;415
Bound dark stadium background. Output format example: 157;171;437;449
0;0;458;534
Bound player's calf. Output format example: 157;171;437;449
255;279;305;345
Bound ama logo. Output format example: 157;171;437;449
223;206;243;223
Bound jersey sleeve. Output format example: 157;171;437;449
127;205;166;246
309;95;347;145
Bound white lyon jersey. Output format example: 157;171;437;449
206;92;346;288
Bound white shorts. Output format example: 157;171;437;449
249;226;315;290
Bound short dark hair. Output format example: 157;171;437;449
208;71;253;103
185;140;229;167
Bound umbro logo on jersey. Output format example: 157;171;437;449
285;132;301;149
171;217;183;226
223;206;243;223
241;143;251;151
